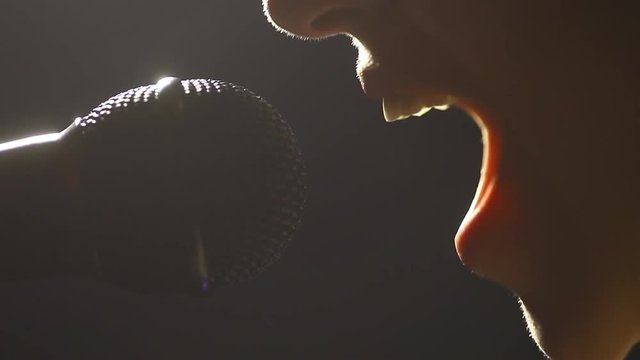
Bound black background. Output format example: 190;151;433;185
0;1;635;359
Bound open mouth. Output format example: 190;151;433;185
355;36;503;261
348;20;507;272
385;94;502;264
361;62;503;263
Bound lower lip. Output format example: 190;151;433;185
455;172;498;257
453;100;503;266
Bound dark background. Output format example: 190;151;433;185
0;1;634;359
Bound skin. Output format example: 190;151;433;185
262;1;640;359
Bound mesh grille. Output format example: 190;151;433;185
74;79;306;294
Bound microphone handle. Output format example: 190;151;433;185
0;127;94;280
0;78;184;281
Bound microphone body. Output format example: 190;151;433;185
0;78;306;295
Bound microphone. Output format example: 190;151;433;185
0;77;306;295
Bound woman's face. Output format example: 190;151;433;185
263;0;640;357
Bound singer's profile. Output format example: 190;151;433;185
263;1;640;359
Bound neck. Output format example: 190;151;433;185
518;269;640;360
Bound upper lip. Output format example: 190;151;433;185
352;29;470;103
310;6;485;117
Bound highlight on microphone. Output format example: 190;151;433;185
0;77;306;295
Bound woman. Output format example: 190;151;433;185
262;1;640;359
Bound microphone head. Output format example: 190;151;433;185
70;78;306;295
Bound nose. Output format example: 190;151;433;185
262;0;365;39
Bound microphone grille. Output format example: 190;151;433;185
73;78;306;294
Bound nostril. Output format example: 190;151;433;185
310;7;360;36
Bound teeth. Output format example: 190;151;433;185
383;96;423;122
382;95;452;122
